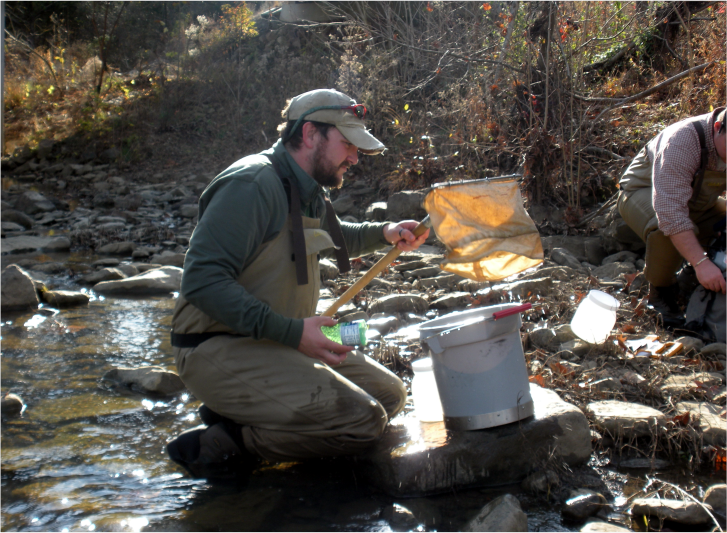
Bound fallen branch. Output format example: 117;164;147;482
583;61;714;125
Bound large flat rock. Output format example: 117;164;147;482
1;235;71;255
356;385;591;497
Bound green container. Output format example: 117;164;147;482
321;321;368;347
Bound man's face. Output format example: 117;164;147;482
311;127;359;188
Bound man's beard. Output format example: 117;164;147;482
311;142;346;188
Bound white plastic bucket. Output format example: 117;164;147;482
570;290;619;344
418;303;534;431
411;358;444;422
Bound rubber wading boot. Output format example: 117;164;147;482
166;423;255;483
199;404;233;427
648;283;685;329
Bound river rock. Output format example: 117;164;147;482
630;498;714;525
14;191;56;214
602;251;639;265
560;339;592;358
357;385;590;497
93;266;183;295
580;519;630;532
703;484;726;516
590;377;622;393
530;328;556;350
592;262;636;281
562;489;608;521
367;315;400;334
83;267;127;284
149;251;186;268
488;277;554;299
462;494;527;532
97;241;136;255
41;290;90;308
2;221;26;232
1;209;35;228
660;372;724;401
551;247;585;271
585;400;666;439
1;265;39;311
405;266;441;279
319;259;339;280
675;336;704;355
1;393;25;417
701;342;726;356
179;204;199;218
394;260;429;272
369;294;429;315
364;201;387;222
521;469;559;493
429;292;471;309
675;402;726;446
103;366;186;395
0;235;70;254
386;190;427;221
521;265;576;281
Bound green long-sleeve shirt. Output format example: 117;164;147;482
180;139;390;348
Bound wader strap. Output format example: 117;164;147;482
171;331;246;348
324;199;351;274
269;157;308;286
690;121;709;207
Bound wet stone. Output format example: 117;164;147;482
630;498;714;526
405;266;441;279
93;266;183;296
102;366;186;396
369;294;429;315
97;241;136;255
1;393;25;417
1;235;69;255
40;290;90;308
357;385;591;497
562;489;608;521
703;484;726;516
462;494;528;532
521;469;559;493
149;251;185;267
82;267;126;284
488;277;554;299
579;519;630;532
394;260;428;272
585;400;666;439
1;265;39;311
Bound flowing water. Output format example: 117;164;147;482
1;253;723;532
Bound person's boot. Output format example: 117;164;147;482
166;423;255;483
648;283;685;329
199;404;233;426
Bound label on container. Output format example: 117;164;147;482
339;324;360;346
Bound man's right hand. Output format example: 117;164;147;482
297;316;354;365
695;259;727;294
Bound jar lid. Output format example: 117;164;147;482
587;290;620;311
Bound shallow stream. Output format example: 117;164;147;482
1;253;723;531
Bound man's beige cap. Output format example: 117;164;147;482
284;89;385;154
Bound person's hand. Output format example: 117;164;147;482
297;316;353;365
383;221;430;252
695;259;726;294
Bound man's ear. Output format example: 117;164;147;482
300;122;320;149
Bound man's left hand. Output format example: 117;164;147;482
384;221;430;252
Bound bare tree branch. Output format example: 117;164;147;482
4;29;64;97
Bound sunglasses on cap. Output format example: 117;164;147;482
285;104;367;142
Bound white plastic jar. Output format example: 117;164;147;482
570;290;620;344
411;358;444;422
